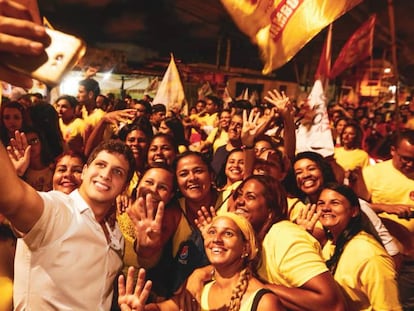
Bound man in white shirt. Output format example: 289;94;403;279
0;138;135;310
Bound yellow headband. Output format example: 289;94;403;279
213;212;258;261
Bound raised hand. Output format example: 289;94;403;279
103;109;137;128
116;193;131;215
194;206;216;239
264;89;291;115
127;193;164;250
118;267;152;311
295;204;321;234
241;109;266;147
6;130;31;177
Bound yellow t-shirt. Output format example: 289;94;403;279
172;195;222;257
258;220;328;287
322;232;402;311
116;171;140;270
287;197;307;222
334;147;370;170
216;180;242;215
83;108;105;127
59;118;86;143
0;276;13;311
191;112;218;128
363;160;414;255
206;128;228;154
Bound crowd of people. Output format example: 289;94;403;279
1;1;414;310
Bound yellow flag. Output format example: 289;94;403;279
43;17;55;29
152;54;187;114
221;0;363;74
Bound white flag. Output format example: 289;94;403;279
295;80;334;157
152;54;187;114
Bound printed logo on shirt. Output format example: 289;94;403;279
178;245;189;264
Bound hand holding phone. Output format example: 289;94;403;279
2;28;86;86
0;0;50;87
0;0;86;87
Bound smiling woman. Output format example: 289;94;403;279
52;151;86;194
317;183;402;311
118;212;286;311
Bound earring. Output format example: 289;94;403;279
241;252;249;259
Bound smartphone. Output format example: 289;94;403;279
2;28;86;87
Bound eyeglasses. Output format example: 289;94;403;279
396;151;414;164
230;121;242;129
27;137;40;145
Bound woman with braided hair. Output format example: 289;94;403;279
117;212;284;311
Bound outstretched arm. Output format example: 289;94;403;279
267;272;346;311
264;89;295;164
0;140;44;233
84;109;136;157
241;109;265;178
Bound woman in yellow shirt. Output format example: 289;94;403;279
118;213;284;311
316;183;401;311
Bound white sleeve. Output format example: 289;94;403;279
359;198;400;256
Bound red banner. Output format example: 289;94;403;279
314;24;332;83
330;14;376;78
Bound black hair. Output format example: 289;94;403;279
152;103;167;114
0;101;29;145
321;183;382;275
215;148;244;189
340;120;364;149
79;78;100;98
164;116;188;147
87;139;136;184
55;95;78;109
392;128;414;147
118;117;153;141
233;174;288;240
27;102;64;162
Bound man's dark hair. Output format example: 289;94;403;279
79;78;101;99
393;129;414;147
87;140;136;184
152;103;166;114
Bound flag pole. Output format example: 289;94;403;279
387;0;400;128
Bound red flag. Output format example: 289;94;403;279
330;14;376;78
220;0;363;74
315;24;332;84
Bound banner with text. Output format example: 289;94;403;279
296;79;334;157
220;0;363;74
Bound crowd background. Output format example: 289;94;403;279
1;71;414;311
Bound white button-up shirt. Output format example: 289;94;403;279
13;190;124;310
